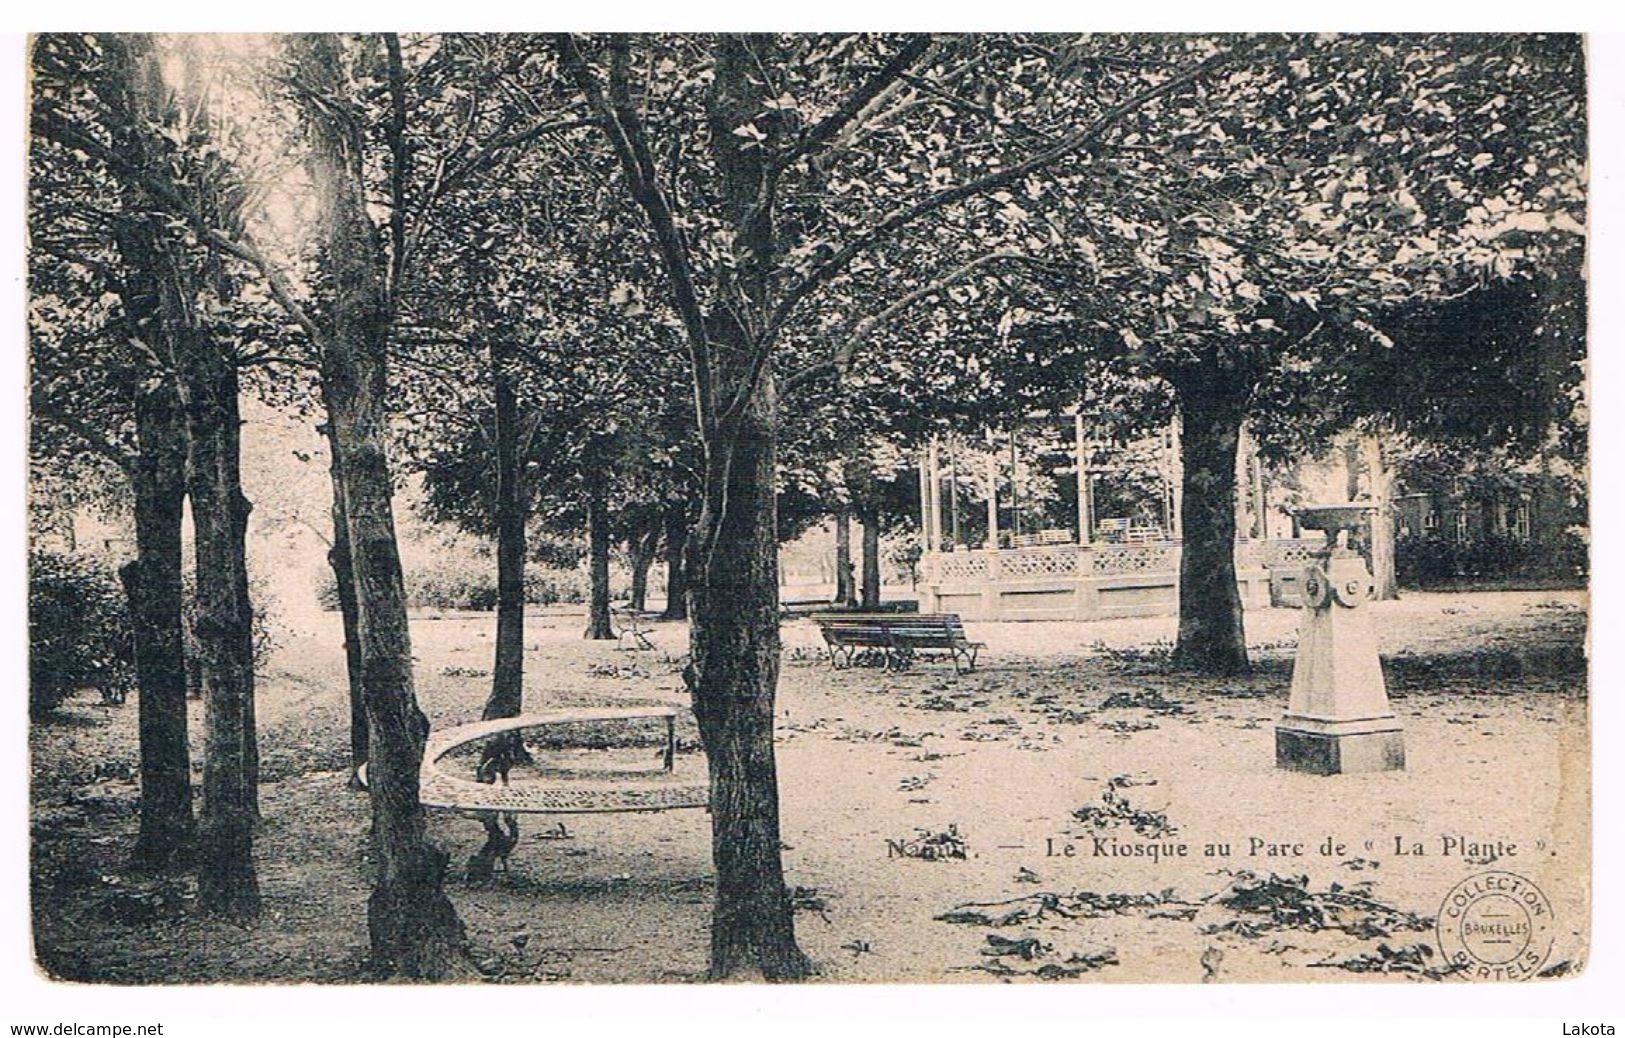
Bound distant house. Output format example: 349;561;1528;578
1389;460;1585;585
1394;486;1534;545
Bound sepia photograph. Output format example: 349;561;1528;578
17;26;1598;1004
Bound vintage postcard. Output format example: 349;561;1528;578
20;30;1593;1000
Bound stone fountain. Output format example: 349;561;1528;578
1275;503;1405;774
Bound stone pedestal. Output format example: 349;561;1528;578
1276;549;1405;775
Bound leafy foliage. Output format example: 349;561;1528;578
29;551;135;717
1396;531;1586;586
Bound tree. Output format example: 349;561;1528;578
842;447;919;609
962;34;1588;672
31;34;278;911
832;507;856;607
129;35;265;916
558;31;1226;977
391;34;689;668
287;32;466;976
1350;251;1587;592
173;99;263;919
488;335;529;713
31;33;197;872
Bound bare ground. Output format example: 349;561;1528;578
29;590;1589;985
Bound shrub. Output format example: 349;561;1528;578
525;569;589;606
1548;528;1590;580
1396;531;1588;587
1395;533;1458;586
315;560;592;611
29;551;134;718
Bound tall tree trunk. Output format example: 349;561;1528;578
833;508;855;607
122;385;194;871
1363;434;1399;601
572;32;808;979
584;473;614;640
859;513;881;609
661;502;690;620
99;33;195;873
628;525;659;614
327;486;368;779
687;362;809;981
182;336;261;921
685;34;809;979
1169;376;1250;675
485;337;526;720
296;31;463;978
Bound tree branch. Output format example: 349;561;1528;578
238;350;322;372
765;44;1243;342
782;251;1051;391
555;32;715;435
34;111;325;347
897;71;1056;146
432;115;599;203
774;34;936;174
383;32;412;315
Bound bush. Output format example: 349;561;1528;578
29;552;135;718
525;569;589;606
314;560;591;611
1395;534;1459;586
1396;531;1588;587
1546;528;1590;580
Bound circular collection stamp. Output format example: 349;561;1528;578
1436;870;1555;981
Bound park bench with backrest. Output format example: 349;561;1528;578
810;612;986;673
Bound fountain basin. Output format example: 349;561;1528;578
1293;502;1377;534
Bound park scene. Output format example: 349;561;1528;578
27;33;1587;985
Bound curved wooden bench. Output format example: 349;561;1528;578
365;707;710;814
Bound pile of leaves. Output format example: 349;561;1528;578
910;825;968;861
1071;783;1177;838
1097;718;1159;735
584;662;650;680
788;885;831;923
1099;688;1187;714
936;888;1193;928
780;645;825;666
1309;941;1458;980
959;932;1120;980
1209;872;1433;940
833;724;920;744
468;939;599;983
1088;640;1174;671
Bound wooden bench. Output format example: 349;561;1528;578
809;612;986;674
1011;528;1074;548
361;707;709;815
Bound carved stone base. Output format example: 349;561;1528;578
1275;723;1406;775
